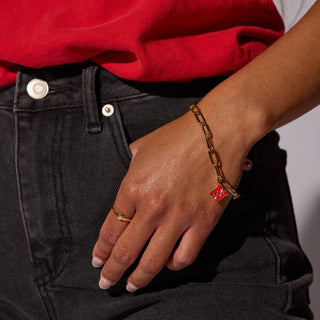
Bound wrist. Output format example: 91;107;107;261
197;78;273;155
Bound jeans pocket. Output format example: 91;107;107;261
100;101;133;167
110;101;133;164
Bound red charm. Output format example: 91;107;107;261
210;184;228;202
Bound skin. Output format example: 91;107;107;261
92;0;320;292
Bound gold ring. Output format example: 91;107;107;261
112;205;132;222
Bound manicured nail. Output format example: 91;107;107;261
92;257;105;268
99;276;115;290
126;282;139;293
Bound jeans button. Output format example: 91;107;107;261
26;79;49;99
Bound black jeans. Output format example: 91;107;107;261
0;63;313;319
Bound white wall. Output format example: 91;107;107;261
273;0;319;317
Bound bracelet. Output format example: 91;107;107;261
189;104;240;202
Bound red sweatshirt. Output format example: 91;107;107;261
0;0;284;88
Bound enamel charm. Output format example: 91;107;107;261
210;184;228;202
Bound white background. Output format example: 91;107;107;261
273;0;319;317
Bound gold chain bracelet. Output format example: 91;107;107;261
189;104;240;202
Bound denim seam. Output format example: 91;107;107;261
14;87;51;320
14;122;35;263
14;77;35;268
82;66;102;133
14;104;83;112
111;102;133;165
88;124;101;129
52;114;67;237
54;114;72;239
38;284;58;320
100;84;186;104
11;84;188;112
46;114;73;283
14;72;22;110
82;69;90;127
263;235;281;284
56;114;73;276
1;86;181;111
283;281;293;314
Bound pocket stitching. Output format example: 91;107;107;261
109;101;132;166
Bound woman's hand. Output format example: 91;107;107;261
92;0;320;292
92;105;248;292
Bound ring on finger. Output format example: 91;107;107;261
112;205;132;222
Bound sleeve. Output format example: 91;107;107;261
272;0;317;31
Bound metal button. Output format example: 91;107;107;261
243;158;253;171
26;79;49;100
102;104;114;117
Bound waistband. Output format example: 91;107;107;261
0;62;225;112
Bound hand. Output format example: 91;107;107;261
92;106;246;292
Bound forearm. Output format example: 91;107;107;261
92;2;320;291
199;0;320;151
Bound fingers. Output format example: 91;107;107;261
125;224;183;292
94;203;218;292
99;220;184;291
98;217;157;289
166;225;213;271
92;191;135;268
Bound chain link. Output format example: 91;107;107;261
189;104;240;200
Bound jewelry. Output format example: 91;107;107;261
112;205;132;222
189;104;240;202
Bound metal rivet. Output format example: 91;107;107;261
102;104;114;117
243;158;253;171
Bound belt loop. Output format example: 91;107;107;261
82;65;102;133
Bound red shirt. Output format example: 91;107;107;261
0;0;283;88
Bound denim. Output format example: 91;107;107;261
0;62;313;319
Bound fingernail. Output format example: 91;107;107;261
126;282;139;293
99;276;115;290
92;257;105;268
